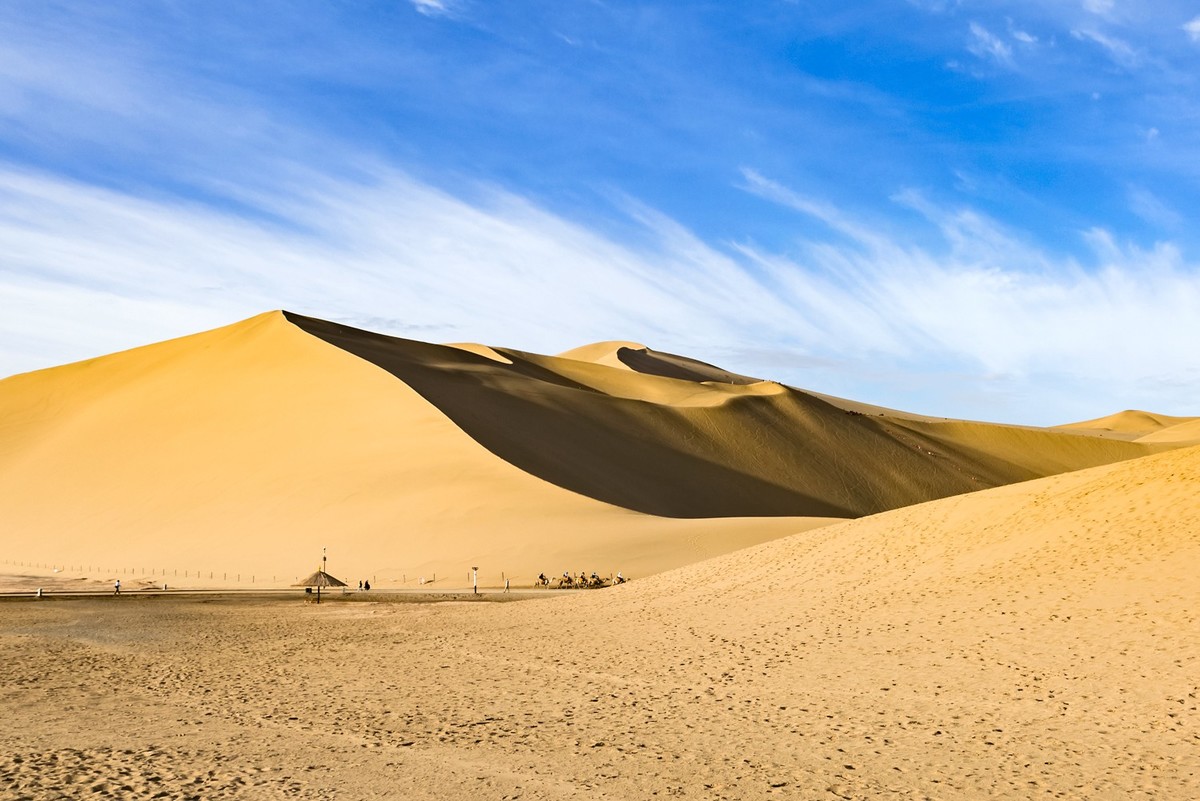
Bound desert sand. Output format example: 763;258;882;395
1055;410;1199;441
2;313;1196;798
0;311;1177;590
1;442;1197;799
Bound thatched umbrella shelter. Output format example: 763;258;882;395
293;570;347;604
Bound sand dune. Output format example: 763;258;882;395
290;312;1170;521
559;340;762;384
0;312;828;589
1055;408;1197;440
0;311;1181;590
1137;417;1200;444
1;443;1195;799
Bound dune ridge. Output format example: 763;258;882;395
0;311;830;587
559;340;762;385
288;312;1172;519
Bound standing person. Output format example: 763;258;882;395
114;579;121;595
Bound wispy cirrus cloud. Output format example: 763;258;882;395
1183;16;1200;43
1127;186;1181;229
967;22;1014;66
5;164;1199;425
410;0;460;18
1071;27;1140;68
1082;0;1114;16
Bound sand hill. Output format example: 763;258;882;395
1;440;1195;798
0;311;1180;589
1137;417;1200;444
1056;409;1198;440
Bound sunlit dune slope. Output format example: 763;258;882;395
289;312;1169;520
605;442;1200;618
1136;417;1200;444
1055;408;1197;440
489;444;1200;797
0;311;828;585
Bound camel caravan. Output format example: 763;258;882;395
534;571;627;589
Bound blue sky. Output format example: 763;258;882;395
1;1;1199;424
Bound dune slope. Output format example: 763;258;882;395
1055;408;1197;440
1;445;1195;799
289;313;1171;519
1137;417;1200;444
480;440;1200;797
0;311;828;586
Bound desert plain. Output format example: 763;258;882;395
1;312;1198;799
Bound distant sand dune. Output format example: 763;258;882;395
560;339;762;384
1137;417;1200;444
1055;408;1197;440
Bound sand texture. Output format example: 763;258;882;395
2;443;1197;799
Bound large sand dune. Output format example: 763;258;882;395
0;310;1178;588
1;439;1195;799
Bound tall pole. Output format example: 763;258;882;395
318;546;327;604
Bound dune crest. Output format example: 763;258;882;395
0;311;830;585
445;342;514;364
288;313;1173;520
560;339;761;385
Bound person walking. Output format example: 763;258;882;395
114;579;121;595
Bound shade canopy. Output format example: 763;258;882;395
293;570;348;588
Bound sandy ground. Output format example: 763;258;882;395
3;445;1197;800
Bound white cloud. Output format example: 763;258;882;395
967;22;1014;65
1082;0;1114;15
411;0;458;18
1128;187;1181;229
3;166;1200;425
1184;16;1200;43
1005;18;1037;45
1071;28;1139;68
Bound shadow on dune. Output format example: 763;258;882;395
286;313;1165;520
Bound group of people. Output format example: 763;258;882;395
357;579;371;591
536;570;626;588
